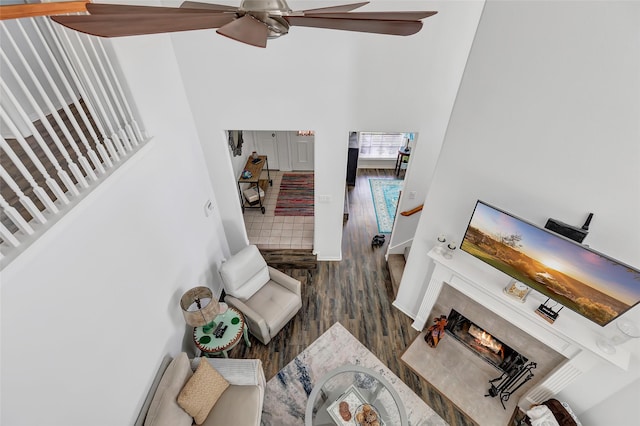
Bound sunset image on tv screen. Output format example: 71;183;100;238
461;201;640;326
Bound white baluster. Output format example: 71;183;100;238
87;37;135;150
0;167;47;225
0;221;21;248
1;25;89;189
93;37;145;145
68;30;128;156
0;195;34;236
118;127;132;152
0;136;59;214
42;17;112;170
0;53;80;195
0;104;70;205
25;18;104;179
52;23;123;162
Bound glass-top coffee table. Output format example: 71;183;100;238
305;365;408;426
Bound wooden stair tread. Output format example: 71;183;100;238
387;254;406;296
259;248;317;270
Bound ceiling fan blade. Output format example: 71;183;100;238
216;15;268;48
51;13;235;37
303;11;438;21
0;1;88;20
180;1;240;12
86;3;225;15
285;16;423;36
299;1;369;14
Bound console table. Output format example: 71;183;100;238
237;155;272;214
394;148;411;176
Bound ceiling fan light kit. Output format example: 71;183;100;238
30;0;437;48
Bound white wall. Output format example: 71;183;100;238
169;0;484;260
579;378;640;426
397;0;640;418
0;33;230;425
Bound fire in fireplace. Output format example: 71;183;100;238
445;309;528;373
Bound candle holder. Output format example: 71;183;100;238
443;241;457;259
435;234;447;255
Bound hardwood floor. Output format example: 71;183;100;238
226;168;476;426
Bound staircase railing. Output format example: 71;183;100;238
0;8;148;268
0;1;89;20
400;204;423;216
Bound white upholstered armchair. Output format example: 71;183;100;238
219;245;302;345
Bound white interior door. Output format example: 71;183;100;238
290;135;315;171
253;131;279;170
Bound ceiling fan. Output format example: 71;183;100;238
42;0;437;48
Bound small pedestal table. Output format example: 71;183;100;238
193;305;251;358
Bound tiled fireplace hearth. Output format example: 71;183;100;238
402;248;632;424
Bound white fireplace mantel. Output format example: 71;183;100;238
411;248;631;406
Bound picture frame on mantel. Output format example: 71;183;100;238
503;280;530;303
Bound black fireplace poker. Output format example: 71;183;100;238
485;361;537;409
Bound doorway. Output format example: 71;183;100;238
228;130;315;250
345;131;417;239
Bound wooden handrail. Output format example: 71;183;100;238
400;204;423;217
0;1;89;21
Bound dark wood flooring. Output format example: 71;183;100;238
226;168;476;426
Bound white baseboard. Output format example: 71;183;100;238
392;300;416;320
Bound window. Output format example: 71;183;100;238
358;132;409;159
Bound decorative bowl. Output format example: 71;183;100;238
353;403;382;426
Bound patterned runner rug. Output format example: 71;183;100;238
369;179;403;233
275;173;314;216
261;322;447;426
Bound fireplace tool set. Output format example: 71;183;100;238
485;361;537;409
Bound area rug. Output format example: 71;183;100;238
261;322;447;426
369;178;403;233
275;173;314;216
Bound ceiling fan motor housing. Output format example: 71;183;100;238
239;0;292;38
240;0;292;15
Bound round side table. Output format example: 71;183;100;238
193;305;251;357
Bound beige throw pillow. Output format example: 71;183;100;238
177;359;230;425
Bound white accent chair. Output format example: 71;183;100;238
219;245;302;345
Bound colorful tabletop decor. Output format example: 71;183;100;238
193;305;250;357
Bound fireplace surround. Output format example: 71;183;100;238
445;308;529;373
407;248;632;415
402;279;566;424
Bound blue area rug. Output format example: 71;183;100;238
369;179;403;234
261;322;446;426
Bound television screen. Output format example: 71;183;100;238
460;200;640;327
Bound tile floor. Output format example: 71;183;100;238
243;171;314;250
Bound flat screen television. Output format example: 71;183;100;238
460;200;640;327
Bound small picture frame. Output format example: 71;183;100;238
503;280;530;303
